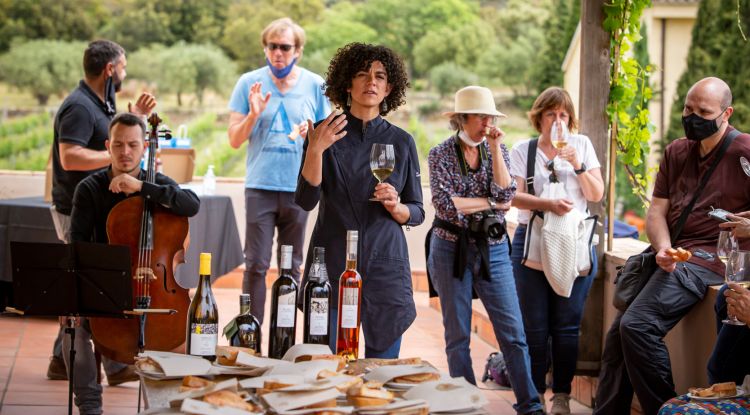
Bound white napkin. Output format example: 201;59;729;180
281;344;334;362
180;398;261;415
403;377;487;412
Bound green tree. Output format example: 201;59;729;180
357;0;477;68
477;0;550;95
0;40;86;105
412;20;496;77
97;2;176;52
665;0;750;144
129;42;236;106
220;0;325;72
429;62;479;98
0;0;108;52
529;0;580;93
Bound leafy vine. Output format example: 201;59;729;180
603;0;655;207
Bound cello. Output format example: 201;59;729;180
90;113;191;364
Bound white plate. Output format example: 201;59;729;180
384;382;416;390
688;386;746;401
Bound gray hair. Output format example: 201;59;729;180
449;113;469;131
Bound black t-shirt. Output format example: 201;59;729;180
51;80;116;215
70;168;201;244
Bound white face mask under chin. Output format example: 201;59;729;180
459;130;485;148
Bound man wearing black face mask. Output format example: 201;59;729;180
594;77;750;415
46;40;156;389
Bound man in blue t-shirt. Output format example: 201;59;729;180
227;17;330;323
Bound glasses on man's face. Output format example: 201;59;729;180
267;43;295;52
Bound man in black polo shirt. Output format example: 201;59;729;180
66;113;199;415
47;39;156;383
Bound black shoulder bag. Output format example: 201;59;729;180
613;129;741;312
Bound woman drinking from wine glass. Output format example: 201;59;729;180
295;42;424;358
508;87;603;413
426;85;544;415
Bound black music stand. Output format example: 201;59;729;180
9;241;131;415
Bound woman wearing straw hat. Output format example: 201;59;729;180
427;86;544;415
508;87;603;414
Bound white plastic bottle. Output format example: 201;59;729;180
203;165;216;195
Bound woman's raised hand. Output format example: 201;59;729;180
485;125;505;150
307;111;348;154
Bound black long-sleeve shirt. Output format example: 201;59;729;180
70;168;200;243
295;113;424;350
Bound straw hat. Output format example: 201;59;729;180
443;86;506;117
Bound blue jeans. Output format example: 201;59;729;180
707;284;750;384
511;225;596;395
428;235;542;414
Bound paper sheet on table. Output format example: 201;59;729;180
180;398;262;415
169;378;239;407
363;364;439;384
235;352;288;369
239;374;306;389
262;387;341;412
265;359;341;381
138;351;213;378
276;406;354;415
281;343;334;362
355;399;429;414
273;374;359;392
403;377;487;412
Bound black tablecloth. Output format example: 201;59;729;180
0;195;243;288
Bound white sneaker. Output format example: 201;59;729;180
550;393;571;415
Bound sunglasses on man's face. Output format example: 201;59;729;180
267;43;295;52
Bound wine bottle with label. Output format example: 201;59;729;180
336;231;362;361
229;294;262;353
303;247;332;347
268;245;298;359
186;252;219;361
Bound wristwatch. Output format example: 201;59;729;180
488;197;497;209
574;163;587;175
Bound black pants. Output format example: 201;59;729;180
594;262;721;415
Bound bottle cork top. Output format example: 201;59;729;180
199;252;211;275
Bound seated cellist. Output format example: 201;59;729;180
66;112;199;415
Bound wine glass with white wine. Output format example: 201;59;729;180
723;249;750;326
550;120;569;167
717;231;738;265
369;143;395;202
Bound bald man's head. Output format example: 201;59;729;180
682;77;734;142
687;77;732;109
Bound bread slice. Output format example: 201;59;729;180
377;357;422;366
712;381;737;397
347;382;394;407
256;380;296;396
392;372;440;384
215;345;256;366
179;375;215;392
689;387;716;397
202;390;259;411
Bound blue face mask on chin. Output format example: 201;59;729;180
266;57;297;79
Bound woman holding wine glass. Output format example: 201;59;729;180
708;225;750;385
508;87;603;413
427;85;544;414
295;43;424;358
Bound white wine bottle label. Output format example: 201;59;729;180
341;287;359;329
310;298;328;335
277;292;296;328
189;323;218;356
